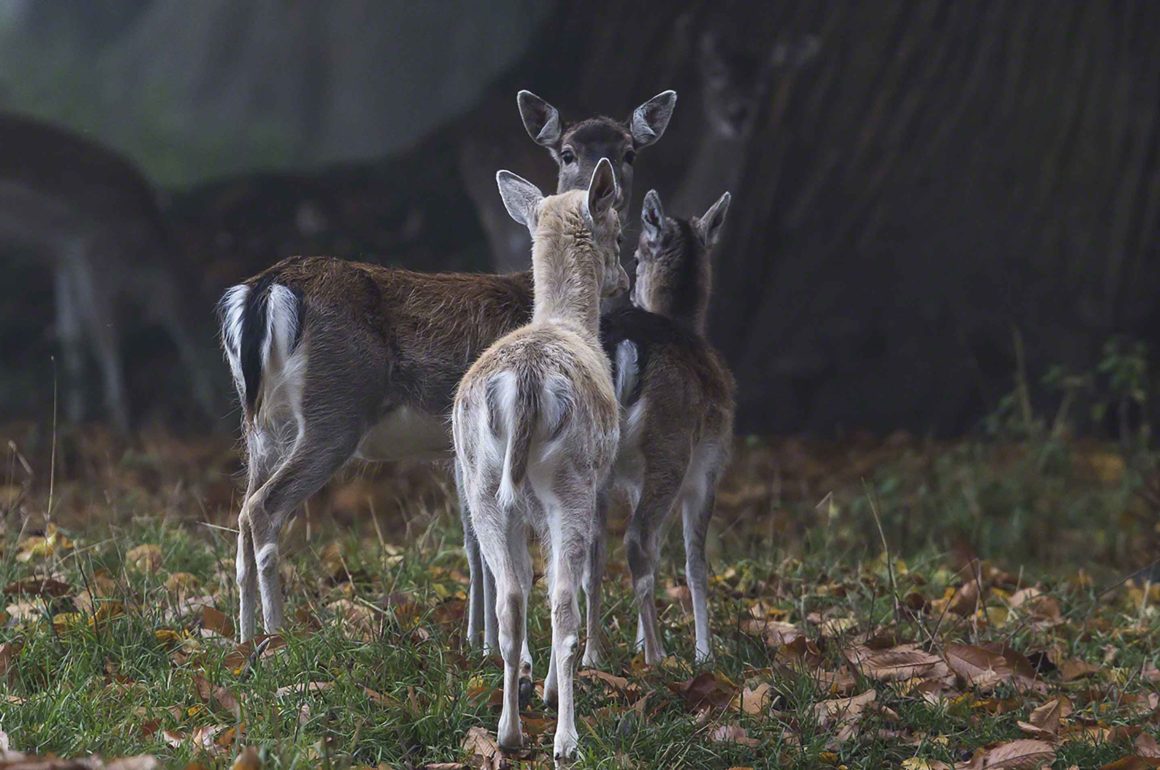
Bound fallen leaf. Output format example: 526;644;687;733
947;576;983;616
955;739;1055;769
739;618;804;647
845;644;948;682
710;724;759;747
1136;734;1160;760
126;544;163;573
462;726;505;770
1057;657;1099;682
201;606;235;638
230;746;261;770
814;689;876;744
1017;696;1072;739
671;671;738;711
731;682;772;715
3;577;72;598
1098;757;1160;770
903;760;952;770
945;644;1038;693
578;668;630;692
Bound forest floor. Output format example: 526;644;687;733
1;423;1159;769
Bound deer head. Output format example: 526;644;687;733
516;90;677;216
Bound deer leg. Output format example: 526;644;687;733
70;248;128;431
472;498;527;752
546;490;591;763
457;460;486;648
236;425;283;642
52;264;86;423
580;487;610;667
625;455;687;666
246;413;363;634
681;478;717;664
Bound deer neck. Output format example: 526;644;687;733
530;223;601;341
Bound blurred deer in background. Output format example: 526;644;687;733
454;160;625;760
0;113;217;430
669;28;818;216
458;90;676;273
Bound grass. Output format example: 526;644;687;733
2;424;1159;769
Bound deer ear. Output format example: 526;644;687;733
641;189;664;240
517;90;561;147
586;158;618;220
696;191;731;248
496;170;544;228
630;90;677;148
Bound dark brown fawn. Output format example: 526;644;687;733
218;93;677;664
597;188;735;664
0;113;216;429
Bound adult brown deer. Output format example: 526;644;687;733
458;90;676;273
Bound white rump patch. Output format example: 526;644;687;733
614;340;639;406
264;284;300;371
219;284;249;396
493;371;521;508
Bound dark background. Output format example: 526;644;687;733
2;0;1159;436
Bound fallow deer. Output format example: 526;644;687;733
218;93;677;653
669;29;818;216
596;188;735;664
458;90;676;273
453;159;625;761
0;113;217;429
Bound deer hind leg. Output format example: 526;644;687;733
236;424;285;642
580;487;611;668
680;460;719;664
457;460;486;648
69;245;128;431
472;497;528;752
545;488;593;762
625;449;689;665
245;410;364;635
53;263;86;424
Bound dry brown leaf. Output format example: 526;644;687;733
710;724;760;747
578;668;630;692
274;681;334;698
1098;757;1160;770
3;577;72;598
201;606;235;638
845;644;948;682
1136;734;1160;760
671;671;738;711
731;682;772;715
814;689;876;744
947;577;983;616
1017;696;1073;739
462;726;506;770
945;644;1038;693
955;739;1056;769
105;758;161;770
739;618;804;648
126;544;163;573
1057;657;1099;682
228;746;261;770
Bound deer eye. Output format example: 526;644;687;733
560;148;576;164
624;149;636;165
